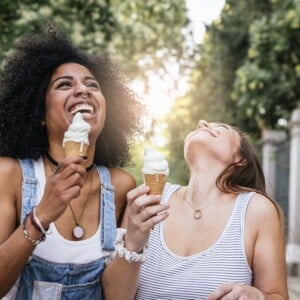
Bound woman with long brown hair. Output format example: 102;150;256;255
104;120;288;300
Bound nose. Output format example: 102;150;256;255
74;82;89;98
197;119;209;129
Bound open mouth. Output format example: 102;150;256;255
69;103;94;115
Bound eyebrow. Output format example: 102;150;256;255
212;123;231;129
50;75;97;87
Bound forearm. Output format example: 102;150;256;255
0;218;43;297
102;257;141;300
262;291;288;300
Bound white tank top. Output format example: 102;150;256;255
135;183;253;299
32;158;105;264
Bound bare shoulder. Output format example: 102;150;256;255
0;157;22;188
0;157;22;242
246;192;283;231
109;168;137;226
109;167;137;192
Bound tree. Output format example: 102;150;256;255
0;0;193;181
0;0;191;83
233;0;300;134
165;0;300;183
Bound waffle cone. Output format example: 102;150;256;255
64;141;89;159
144;173;167;195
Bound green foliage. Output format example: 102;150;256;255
233;0;300;134
125;141;144;185
163;94;192;185
0;0;192;184
165;0;300;183
0;0;191;82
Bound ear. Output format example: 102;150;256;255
235;159;247;167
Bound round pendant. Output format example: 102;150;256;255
73;225;84;239
194;209;202;219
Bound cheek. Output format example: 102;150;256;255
99;99;106;124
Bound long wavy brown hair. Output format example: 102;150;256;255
216;126;285;231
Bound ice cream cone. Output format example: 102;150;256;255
64;141;89;159
144;173;167;195
63;112;90;159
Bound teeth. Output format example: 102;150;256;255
70;104;94;115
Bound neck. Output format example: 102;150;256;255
45;152;94;172
186;172;220;204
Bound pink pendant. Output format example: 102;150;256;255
73;225;84;239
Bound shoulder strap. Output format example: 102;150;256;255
17;159;38;224
96;165;117;251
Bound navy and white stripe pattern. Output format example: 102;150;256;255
135;183;253;300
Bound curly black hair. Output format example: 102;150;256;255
0;25;144;167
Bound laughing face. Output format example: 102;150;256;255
184;120;241;168
45;62;106;147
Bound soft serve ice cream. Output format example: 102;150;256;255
142;147;169;195
63;112;91;158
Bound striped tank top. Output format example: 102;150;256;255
135;183;253;300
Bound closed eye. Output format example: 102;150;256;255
57;81;72;89
86;81;101;90
213;123;231;130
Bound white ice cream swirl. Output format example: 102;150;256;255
63;112;91;146
141;147;169;175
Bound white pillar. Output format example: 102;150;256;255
288;107;300;245
262;129;287;198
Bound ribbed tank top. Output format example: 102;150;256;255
135;183;253;300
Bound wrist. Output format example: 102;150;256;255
34;206;51;234
23;215;45;246
113;228;148;263
124;234;144;253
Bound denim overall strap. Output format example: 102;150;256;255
95;165;116;251
17;159;38;224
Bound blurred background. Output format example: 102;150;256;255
1;0;299;297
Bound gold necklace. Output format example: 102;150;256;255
183;189;216;220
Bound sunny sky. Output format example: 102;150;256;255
131;0;226;141
186;0;225;43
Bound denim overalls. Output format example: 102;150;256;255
15;159;116;300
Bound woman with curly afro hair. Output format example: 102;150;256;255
0;24;159;299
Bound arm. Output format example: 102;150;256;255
0;156;86;297
102;179;170;300
0;157;41;296
208;193;288;300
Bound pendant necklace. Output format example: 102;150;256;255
68;167;94;239
45;152;94;240
183;189;216;220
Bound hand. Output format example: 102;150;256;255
35;155;86;227
124;184;169;252
207;282;265;300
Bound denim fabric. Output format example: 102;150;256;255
15;159;116;300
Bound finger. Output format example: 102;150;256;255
52;163;62;175
52;155;85;174
130;194;162;214
139;203;169;221
207;283;234;300
55;162;86;180
127;184;150;206
59;185;82;204
141;210;169;231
